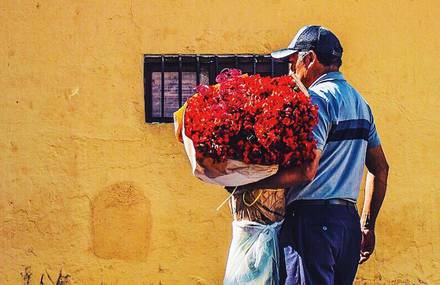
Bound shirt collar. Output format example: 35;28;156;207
309;71;345;89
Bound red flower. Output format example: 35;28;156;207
184;69;318;167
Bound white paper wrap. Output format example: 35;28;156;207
179;111;279;187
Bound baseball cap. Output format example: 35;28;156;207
271;25;343;60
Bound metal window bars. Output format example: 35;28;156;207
144;54;289;123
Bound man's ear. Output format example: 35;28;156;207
306;50;318;69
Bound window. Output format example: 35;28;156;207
143;54;289;123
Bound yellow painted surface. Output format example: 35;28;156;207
1;0;439;284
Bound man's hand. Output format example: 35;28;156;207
359;227;375;264
359;145;388;265
223;149;322;194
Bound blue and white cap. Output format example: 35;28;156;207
271;25;343;60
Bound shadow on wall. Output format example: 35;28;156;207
92;181;152;261
18;182;152;284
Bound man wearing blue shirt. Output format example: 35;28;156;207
235;26;389;284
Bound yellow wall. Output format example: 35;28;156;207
1;0;439;284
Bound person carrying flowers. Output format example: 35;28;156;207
232;25;390;285
174;69;316;284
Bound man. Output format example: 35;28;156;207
232;25;389;284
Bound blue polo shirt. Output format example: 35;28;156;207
287;72;381;204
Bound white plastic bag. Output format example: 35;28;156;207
224;220;305;285
224;220;282;285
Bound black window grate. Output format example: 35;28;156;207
143;54;289;123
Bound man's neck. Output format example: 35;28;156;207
305;66;339;88
323;66;340;74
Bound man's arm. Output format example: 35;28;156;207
359;145;389;264
226;91;330;194
228;149;322;193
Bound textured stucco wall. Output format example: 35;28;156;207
1;0;439;284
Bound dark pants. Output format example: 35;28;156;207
279;204;361;285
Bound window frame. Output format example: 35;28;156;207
143;54;289;123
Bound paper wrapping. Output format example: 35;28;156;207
174;105;279;186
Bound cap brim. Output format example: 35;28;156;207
270;48;298;59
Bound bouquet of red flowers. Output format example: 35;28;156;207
174;69;318;186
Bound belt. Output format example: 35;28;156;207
290;198;356;208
